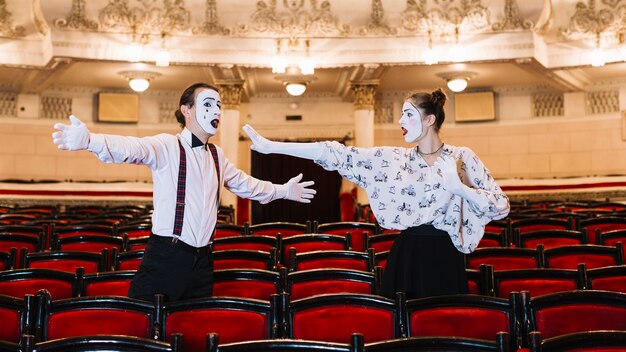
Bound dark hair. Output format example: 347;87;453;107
174;83;220;128
406;88;447;131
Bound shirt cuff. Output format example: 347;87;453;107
87;133;105;153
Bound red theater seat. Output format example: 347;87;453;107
161;295;280;352
285;293;404;344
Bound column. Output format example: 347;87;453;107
350;80;379;206
216;79;244;223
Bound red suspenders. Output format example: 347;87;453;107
172;139;220;237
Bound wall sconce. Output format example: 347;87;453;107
436;71;477;92
274;65;316;96
119;70;162;92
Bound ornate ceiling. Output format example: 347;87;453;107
0;0;624;99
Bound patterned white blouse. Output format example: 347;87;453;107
314;141;510;254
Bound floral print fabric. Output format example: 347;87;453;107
314;141;510;253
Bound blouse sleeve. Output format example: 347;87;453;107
314;141;377;190
458;147;510;222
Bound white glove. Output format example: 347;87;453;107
52;115;90;151
242;124;278;154
242;124;324;161
433;155;466;196
275;173;316;203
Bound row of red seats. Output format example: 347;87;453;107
1;234;623;285
0;266;381;302
4;329;625;352
3;288;626;352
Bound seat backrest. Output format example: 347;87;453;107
0;225;45;238
516;229;586;249
0;268;81;299
466;247;544;270
286;293;404;344
365;335;508;352
208;334;353;352
406;293;519;351
316;222;377;252
290;249;373;272
487;264;586;298
477;230;508;248
35;290;158;341
587;265;626;293
485;219;509;235
162;295;279;352
529;330;626;352
213;269;281;301
116;223;152;238
213;223;246;239
81;270;136;297
113;250;144;271
0;233;42;256
580;216;626;244
0;293;34;343
22;250;108;273
249;222;309;238
511;217;571;234
212;235;278;252
522;290;626;343
126;236;149;251
52;224;114;238
366;232;400;253
286;268;379;300
281;234;351;265
29;334;181;352
543;244;624;269
52;234;124;254
213;249;277;271
598;230;626;259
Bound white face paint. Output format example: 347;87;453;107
195;89;222;136
399;101;423;143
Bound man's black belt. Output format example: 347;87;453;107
150;234;210;256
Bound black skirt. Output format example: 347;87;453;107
379;225;468;299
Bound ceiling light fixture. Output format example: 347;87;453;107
436;71;478;93
274;65;316;97
447;26;465;63
271;38;316;86
118;70;162;92
589;32;606;67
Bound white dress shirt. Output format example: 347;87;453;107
315;142;510;253
88;128;280;247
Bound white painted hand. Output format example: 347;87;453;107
434;155;465;195
52;115;90;151
276;173;317;203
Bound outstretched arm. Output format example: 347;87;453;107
52;115;166;169
242;124;324;161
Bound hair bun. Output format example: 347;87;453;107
431;88;447;108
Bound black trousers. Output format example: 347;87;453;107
128;235;213;302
